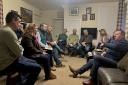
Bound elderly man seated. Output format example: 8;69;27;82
67;29;79;56
78;30;93;58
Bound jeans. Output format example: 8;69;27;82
58;40;67;51
54;44;62;52
77;56;117;80
78;44;92;58
46;50;54;67
1;56;41;85
90;56;117;80
67;45;78;56
52;47;61;65
30;54;51;78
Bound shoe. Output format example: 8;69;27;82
45;72;56;80
56;63;65;67
59;55;64;59
51;67;56;71
82;79;94;85
60;50;66;55
69;65;78;78
80;55;85;58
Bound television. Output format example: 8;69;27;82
81;28;97;39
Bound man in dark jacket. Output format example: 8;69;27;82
69;30;128;85
78;30;93;58
46;26;65;67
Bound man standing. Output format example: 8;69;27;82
69;30;128;85
0;11;41;85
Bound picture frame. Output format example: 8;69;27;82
82;14;87;21
69;7;79;16
86;7;91;14
20;7;32;23
90;14;95;20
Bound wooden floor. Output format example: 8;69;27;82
35;55;90;85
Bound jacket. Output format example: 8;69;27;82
21;33;43;58
0;26;23;71
104;39;128;62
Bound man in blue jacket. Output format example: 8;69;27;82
69;30;128;85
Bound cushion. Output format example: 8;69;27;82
110;83;128;85
117;53;128;71
98;68;128;83
125;66;128;75
0;75;7;85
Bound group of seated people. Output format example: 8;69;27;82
0;10;128;85
67;28;94;58
69;29;128;85
17;21;95;59
0;11;67;85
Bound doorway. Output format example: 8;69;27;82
52;19;64;40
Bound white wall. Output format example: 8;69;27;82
97;2;118;38
64;2;118;40
3;0;42;25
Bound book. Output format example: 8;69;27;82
94;49;102;52
44;45;53;50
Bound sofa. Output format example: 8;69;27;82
0;75;7;85
97;53;128;85
0;72;20;85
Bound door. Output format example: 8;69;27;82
52;19;64;40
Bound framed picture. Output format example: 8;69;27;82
86;7;91;14
90;14;95;20
69;7;79;16
20;7;32;23
82;14;87;21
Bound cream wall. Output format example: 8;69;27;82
41;10;58;26
3;0;42;25
96;2;118;38
64;2;118;40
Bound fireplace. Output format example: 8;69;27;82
81;28;97;39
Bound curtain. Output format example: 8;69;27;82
0;0;3;25
116;0;126;30
125;0;128;40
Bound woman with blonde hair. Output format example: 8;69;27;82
99;29;110;43
21;23;56;80
97;29;110;49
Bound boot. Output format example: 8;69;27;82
51;67;56;71
69;65;78;78
45;72;56;80
56;63;65;68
